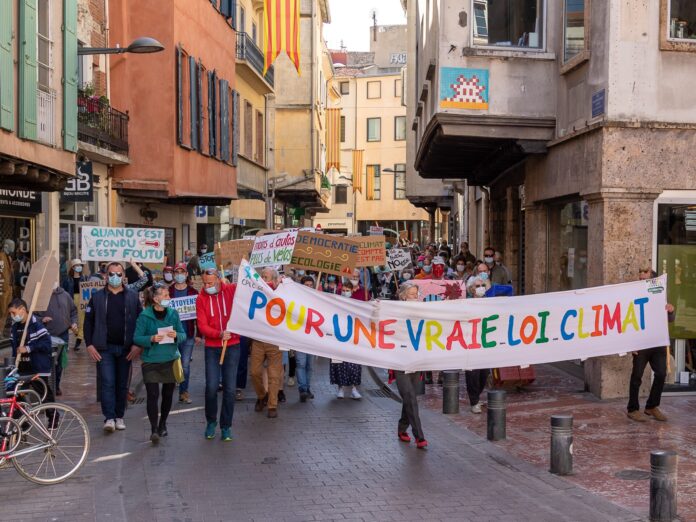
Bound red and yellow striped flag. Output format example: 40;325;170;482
352;150;363;193
263;0;301;75
326;108;341;172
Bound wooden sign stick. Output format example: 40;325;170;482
219;339;229;365
15;279;44;367
315;272;323;290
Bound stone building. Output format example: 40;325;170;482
406;0;696;398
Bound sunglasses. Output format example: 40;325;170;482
475;284;486;289
108;272;123;277
203;268;219;275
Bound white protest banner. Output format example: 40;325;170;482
229;260;670;371
81;226;165;263
249;231;298;267
386;248;412;272
170;295;197;321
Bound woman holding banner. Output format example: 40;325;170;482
134;283;187;444
464;275;492;414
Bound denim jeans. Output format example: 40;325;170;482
204;345;240;429
295;352;313;393
178;337;195;395
236;336;251;389
99;344;132;421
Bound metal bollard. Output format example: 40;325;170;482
487;390;506;441
442;370;459;414
650;450;678;522
550;415;573;475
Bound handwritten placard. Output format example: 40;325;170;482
288;232;358;277
249;231;298;267
170;295;197;321
354;236;386;267
199;252;216;270
386;248;412;272
215;239;254;272
81;226;165;262
79;280;105;312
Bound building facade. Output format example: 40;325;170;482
408;0;696;398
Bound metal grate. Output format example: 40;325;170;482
365;388;391;398
615;469;650;480
130;397;145;405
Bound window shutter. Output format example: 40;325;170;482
220;0;230;17
18;0;38;140
189;55;198;150
176;45;182;144
232;89;239;167
62;0;78;151
197;60;203;149
208;70;216;156
0;0;14;131
229;1;237;28
219;78;229;162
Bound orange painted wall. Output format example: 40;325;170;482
108;0;237;199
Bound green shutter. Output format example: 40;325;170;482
0;0;14;131
62;0;78;151
232;89;239;166
18;0;37;140
189;55;198;150
219;79;229;162
176;45;182;145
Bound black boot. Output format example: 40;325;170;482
74;339;82;352
157;420;168;437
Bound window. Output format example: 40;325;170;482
546;200;588;292
367;81;381;99
367;165;381;200
668;1;696;40
472;0;543;49
394;164;406;199
367;117;381;142
37;0;52;91
340;81;349;95
394;79;402;97
340;115;346;142
334;185;348;204
244;100;253;156
252;22;257;43
239;6;246;33
255;110;264;163
394;116;406;141
564;0;585;61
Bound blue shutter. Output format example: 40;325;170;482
232;89;239;167
208;70;216;156
197;60;203;150
62;0;78;152
229;1;237;28
219;79;229;162
0;0;13;131
189;55;198;150
18;0;38;140
176;46;182;145
220;0;230;17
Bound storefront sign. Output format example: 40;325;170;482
215;239;254;272
369;226;384;236
0;189;41;214
288;231;358;277
230;260;670;372
62;160;93;202
354;236;386;267
79;280;105;312
249;231;298;267
386;248;412;272
81;226;165;262
170;295;197;321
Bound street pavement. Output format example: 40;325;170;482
2;346;644;522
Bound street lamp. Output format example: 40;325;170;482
78;37;165;56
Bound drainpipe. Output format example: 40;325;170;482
309;0;316;228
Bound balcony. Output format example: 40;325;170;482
236;32;274;92
77;91;129;156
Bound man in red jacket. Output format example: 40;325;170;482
196;268;240;441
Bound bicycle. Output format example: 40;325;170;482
0;367;90;485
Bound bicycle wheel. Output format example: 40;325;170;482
13;403;90;485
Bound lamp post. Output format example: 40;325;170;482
78;37;165;55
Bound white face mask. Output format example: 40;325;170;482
163;273;173;282
484;256;494;265
456;265;465;272
350;279;359;287
341;290;352;297
475;286;487;297
402;273;412;280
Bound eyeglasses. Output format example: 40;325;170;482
108;272;123;277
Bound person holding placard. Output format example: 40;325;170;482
134;284;187;444
169;263;198;404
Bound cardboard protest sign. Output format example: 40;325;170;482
354;236;386;267
288;232;358;277
215;239;254;272
22;252;59;312
369;225;384;236
170;295;197;321
199;252;216;270
413;279;467;301
386;248;412;272
79;280;105;312
249;231;298;267
81;226;165;263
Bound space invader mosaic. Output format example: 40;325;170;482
439;67;489;110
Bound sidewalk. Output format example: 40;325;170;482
422;364;696;522
2;347;643;522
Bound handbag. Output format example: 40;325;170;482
173;352;185;384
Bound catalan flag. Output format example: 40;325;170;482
263;0;301;75
352;150;363;193
366;164;375;200
326;108;341;172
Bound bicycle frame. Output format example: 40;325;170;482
0;391;56;462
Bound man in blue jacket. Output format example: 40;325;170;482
84;261;143;433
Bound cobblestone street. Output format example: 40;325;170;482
2;349;644;522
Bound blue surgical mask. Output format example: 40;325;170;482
11;314;23;323
423;265;432;273
108;275;123;287
163;273;173;282
478;272;489;281
328;275;336;282
174;274;187;284
418;261;424;268
296;270;305;276
73;265;83;274
205;286;218;295
159;299;171;308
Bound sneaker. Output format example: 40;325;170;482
351;387;362;400
179;391;192;404
221;427;232;441
627;410;648;422
416;439;428;449
337;387;345;399
235;389;244;401
645;407;668;422
157;423;168;437
299;391;309;403
287;377;296;386
267;408;278;419
308;391;315;400
150;431;160;444
471;403;482;414
103;419;116;433
398;432;411;443
205;422;217;439
278;390;286;403
115;418;126;430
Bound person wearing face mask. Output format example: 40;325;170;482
452;260;469;281
169;263;198;404
162;266;175;286
431;256;448;281
400;268;415;284
196;268;240;441
324;274;339;294
482;247;510;286
61;259;87;352
415;257;434;280
134;284;187;444
452;241;476;266
84;262;144;433
464;276;492;413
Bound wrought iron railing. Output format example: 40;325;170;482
77;91;129;154
236;32;274;87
